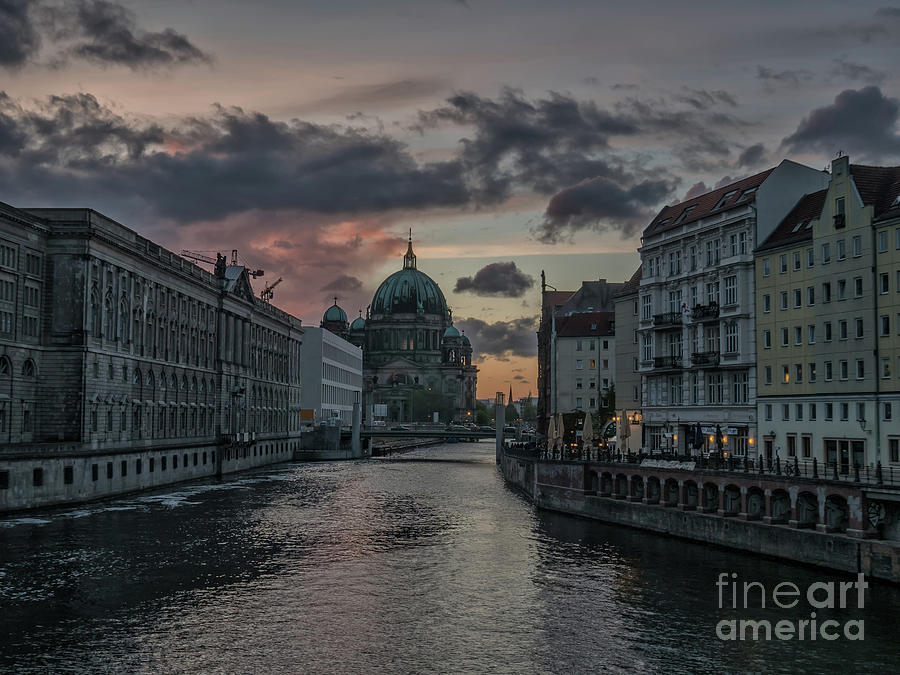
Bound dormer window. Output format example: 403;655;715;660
737;186;758;202
713;190;738;210
674;205;697;225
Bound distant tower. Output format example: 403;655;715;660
321;296;350;339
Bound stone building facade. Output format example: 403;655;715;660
0;202;303;512
613;266;642;453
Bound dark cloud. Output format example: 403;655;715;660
0;93;471;222
1;0;210;72
683;181;710;200
610;83;639;90
455;316;538;361
321;275;363;292
756;66;814;92
875;7;900;17
829;57;885;85
737;143;766;168
674;87;737;109
0;0;39;68
781;86;900;161
454;261;534;297
534;176;674;244
512;374;527;381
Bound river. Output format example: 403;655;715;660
2;442;898;674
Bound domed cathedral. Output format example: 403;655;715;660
320;298;349;339
347;234;477;424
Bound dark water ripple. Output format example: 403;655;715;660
1;443;898;674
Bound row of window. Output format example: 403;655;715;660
765;354;900;385
763;401;895;425
644;231;749;279
645;371;749;406
760;230;897;276
641;276;739;320
575;339;610;351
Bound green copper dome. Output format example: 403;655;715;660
350;316;366;330
460;333;470;345
443;324;460;338
371;238;449;316
323;303;348;323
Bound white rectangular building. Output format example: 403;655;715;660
300;326;363;423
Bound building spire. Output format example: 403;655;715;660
403;229;417;269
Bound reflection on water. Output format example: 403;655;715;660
1;443;898;674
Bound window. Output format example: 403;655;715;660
764;366;772;385
725;323;739;353
794;326;802;345
793;251;801;270
838;279;846;300
802;436;812;458
689;246;697;271
576;340;583;351
575;360;583;370
763;330;771;349
782;365;790;384
781;327;789;346
780;291;788;310
807;286;815;306
852;235;862;257
840;403;849;421
883;357;891;379
822;243;831;263
787;435;797;457
782;404;790;421
763;294;770;312
857;402;866;421
881;273;889;294
796;403;804;420
576;397;583;409
808;324;815;344
809;403;817;421
882;315;890;337
825;360;833;381
839;320;848;340
825;403;833;421
807;247;814;267
707;373;723;404
824;321;832;341
840;360;848;380
793;289;801;308
763;258;771;276
779;254;787;273
724;276;736;305
576;378;583;389
854;277;863;297
879;230;889;252
731;372;748;403
765;404;772;421
590;340;596;351
641;295;652;320
892;438;900;463
855;317;864;339
823;282;831;303
856;359;865;379
837;239;846;259
809;362;816;382
795;363;803;383
589;359;596;369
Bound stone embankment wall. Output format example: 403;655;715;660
499;452;900;584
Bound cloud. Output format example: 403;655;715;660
828;57;885;85
302;78;449;113
512;374;527;381
455;316;538;361
534;175;674;243
1;0;211;72
756;66;814;92
781;86;900;161
674;87;737;109
0;0;39;68
321;275;363;292
875;7;900;17
454;261;534;297
683;181;710;200
737;143;766;167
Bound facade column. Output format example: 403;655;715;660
217;312;226;361
226;314;235;363
242;321;251;367
234;317;243;367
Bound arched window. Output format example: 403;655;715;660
132;369;142;385
159;371;166;391
190;376;196;393
180;375;187;391
147;371;155;389
118;298;129;341
22;359;35;377
103;291;114;337
0;356;11;377
90;287;101;336
199;379;205;395
170;373;177;391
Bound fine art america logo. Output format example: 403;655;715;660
715;572;868;641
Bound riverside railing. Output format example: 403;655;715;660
511;444;900;488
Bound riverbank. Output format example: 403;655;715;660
499;449;900;584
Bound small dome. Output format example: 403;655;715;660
443;325;460;339
350;316;366;330
460;334;470;346
323;303;348;323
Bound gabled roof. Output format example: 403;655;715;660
850;164;900;221
644;168;775;237
542;290;574;312
756;189;826;253
614;265;642;298
558;280;623;315
223;265;256;303
555;312;615;338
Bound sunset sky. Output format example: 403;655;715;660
3;0;900;396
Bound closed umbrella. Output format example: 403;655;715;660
557;413;566;455
582;411;593;457
546;416;556;456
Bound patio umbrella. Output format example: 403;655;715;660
557;413;566;453
547;416;556;454
582;411;593;456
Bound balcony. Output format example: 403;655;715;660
653;311;683;328
653;355;682;370
691;351;720;367
692;302;719;322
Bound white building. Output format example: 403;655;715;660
299;326;363;424
554;313;616;413
637;160;829;456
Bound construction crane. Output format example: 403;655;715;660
181;249;265;278
260;277;282;302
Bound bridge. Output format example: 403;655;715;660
358;428;510;440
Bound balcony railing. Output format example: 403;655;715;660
653;312;683;327
653;355;682;370
692;302;719;321
691;351;720;367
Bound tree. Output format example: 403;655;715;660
505;402;518;422
475;400;492;425
521;399;536;422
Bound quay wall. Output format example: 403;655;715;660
499;451;900;584
0;437;297;514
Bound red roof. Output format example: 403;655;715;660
643;168;774;237
542;290;574;312
757;190;826;252
850;164;900;220
555;312;615;337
